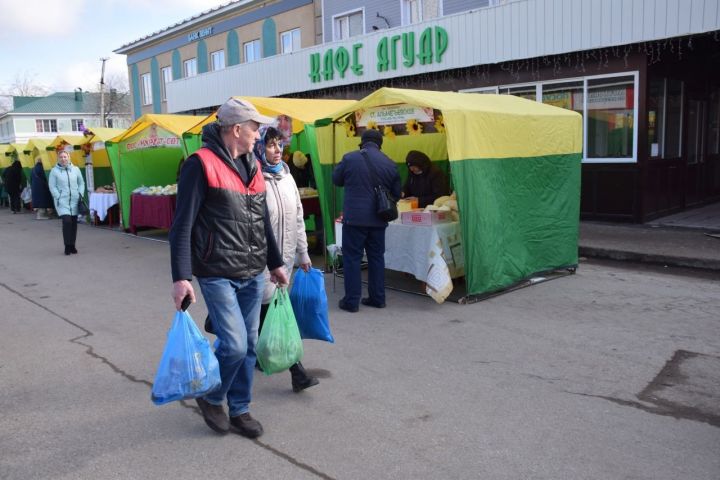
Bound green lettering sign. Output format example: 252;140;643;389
335;47;350;78
351;43;363;75
417;28;432;65
308;26;450;83
402;32;415;67
309;53;320;83
377;37;389;72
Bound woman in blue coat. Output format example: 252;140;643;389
31;157;54;219
49;151;85;255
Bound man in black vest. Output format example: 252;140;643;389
170;98;289;438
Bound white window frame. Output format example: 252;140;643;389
280;28;301;54
332;8;365;41
160;66;172;101
183;58;198;78
140;73;152;105
244;39;261;63
35;119;58;133
401;0;422;26
210;50;225;71
460;71;640;164
71;118;85;132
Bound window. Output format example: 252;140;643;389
401;0;441;25
244;40;261;63
542;81;583;115
708;87;720;155
183;58;198;78
210;50;225;71
462;72;639;163
500;85;538;101
141;73;152;105
71;119;84;131
664;79;683;158
161;66;172;101
647;78;665;158
280;29;301;54
586;76;635;160
35;119;57;133
333;10;363;41
106;118;114;128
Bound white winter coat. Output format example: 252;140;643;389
262;163;311;303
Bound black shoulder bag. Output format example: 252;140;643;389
360;150;398;222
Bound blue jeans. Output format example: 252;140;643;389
197;273;263;417
342;224;386;307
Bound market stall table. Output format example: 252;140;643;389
384;221;464;303
300;193;321;218
129;193;176;234
334;220;464;303
89;192;118;225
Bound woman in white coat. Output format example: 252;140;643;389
48;151;85;255
257;125;318;392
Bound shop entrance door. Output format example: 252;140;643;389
685;98;707;206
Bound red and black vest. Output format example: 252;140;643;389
191;147;267;279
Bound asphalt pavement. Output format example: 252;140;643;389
1;208;719;480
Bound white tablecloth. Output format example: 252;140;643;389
384;221;464;303
89;192;118;221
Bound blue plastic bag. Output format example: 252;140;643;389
290;268;334;343
256;288;304;375
151;310;221;405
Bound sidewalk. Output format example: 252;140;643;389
579;202;720;272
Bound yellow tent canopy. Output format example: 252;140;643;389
47;135;85;149
186;96;357;135
83;127;125;144
0;145;11;168
22;138;52;169
110;114;204;143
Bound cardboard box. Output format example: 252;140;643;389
401;209;451;226
397;197;418;213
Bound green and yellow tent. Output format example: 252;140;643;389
315;87;582;299
47;135;85;168
22;138;52;180
82;127;125;189
106;114;204;228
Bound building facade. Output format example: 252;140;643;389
0;91;131;145
116;0;720;222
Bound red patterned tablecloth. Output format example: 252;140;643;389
130;194;176;234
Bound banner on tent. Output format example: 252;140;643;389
122;125;181;153
355;104;434;127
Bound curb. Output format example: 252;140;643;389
579;246;720;273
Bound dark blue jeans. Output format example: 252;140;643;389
342;224;386;307
197;273;263;417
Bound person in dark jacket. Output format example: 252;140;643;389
2;160;25;213
402;150;449;208
169;98;289;439
332;129;401;312
31;157;54;219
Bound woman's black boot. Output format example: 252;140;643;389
290;362;319;393
64;245;71;255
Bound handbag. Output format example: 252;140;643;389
77;195;89;215
290;268;334;343
151;309;221;405
256;288;304;375
360;150;398;222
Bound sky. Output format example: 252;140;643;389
0;0;230;95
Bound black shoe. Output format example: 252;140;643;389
229;412;263;438
195;397;229;434
290;362;319;393
361;297;386;308
204;315;214;334
70;246;78;254
338;299;358;313
64;246;71;255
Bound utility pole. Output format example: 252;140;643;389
99;57;109;127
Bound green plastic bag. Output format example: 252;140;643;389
256;288;303;375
